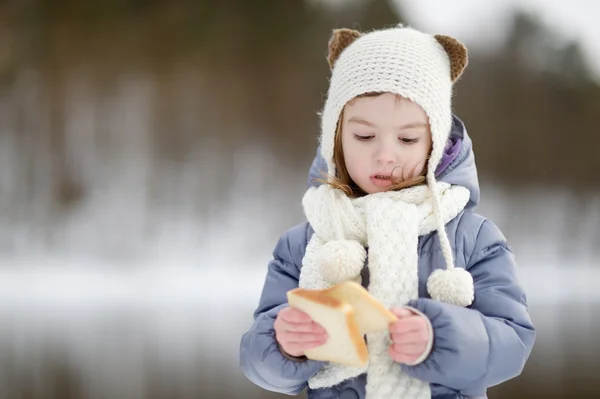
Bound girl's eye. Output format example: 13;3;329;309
354;134;374;141
400;138;419;144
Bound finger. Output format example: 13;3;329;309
389;346;420;365
277;318;326;334
390;307;414;319
390;330;429;345
275;319;308;335
282;332;328;344
281;307;312;323
283;336;328;352
389;315;428;334
391;342;427;356
277;331;328;343
284;322;326;334
285;340;326;356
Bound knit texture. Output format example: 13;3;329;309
300;24;475;396
300;182;471;396
321;26;454;181
319;24;474;304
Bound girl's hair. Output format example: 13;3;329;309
316;93;430;198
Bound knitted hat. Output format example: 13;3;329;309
320;24;473;307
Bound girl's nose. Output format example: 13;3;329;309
375;145;397;165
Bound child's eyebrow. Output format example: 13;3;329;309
347;117;377;128
347;117;427;130
397;123;428;130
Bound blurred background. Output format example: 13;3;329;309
0;0;598;398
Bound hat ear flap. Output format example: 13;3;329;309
434;34;468;82
327;28;362;69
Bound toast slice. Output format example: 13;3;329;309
286;281;397;367
323;281;397;334
287;288;367;367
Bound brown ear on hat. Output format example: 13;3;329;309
434;34;468;82
327;28;362;69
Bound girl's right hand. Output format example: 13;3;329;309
274;307;328;358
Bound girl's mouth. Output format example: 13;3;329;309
370;174;393;187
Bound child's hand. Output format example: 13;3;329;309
274;307;328;358
388;307;433;365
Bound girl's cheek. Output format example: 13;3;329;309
415;163;425;175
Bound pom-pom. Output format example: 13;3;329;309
427;268;474;307
317;240;366;284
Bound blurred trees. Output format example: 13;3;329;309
0;0;598;194
454;11;600;189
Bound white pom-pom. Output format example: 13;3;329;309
316;240;366;284
427;268;474;307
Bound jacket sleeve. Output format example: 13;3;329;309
239;223;325;395
401;219;536;396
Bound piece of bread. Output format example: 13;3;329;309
286;281;397;367
324;281;398;334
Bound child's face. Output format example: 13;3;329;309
341;93;432;194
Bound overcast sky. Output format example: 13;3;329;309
395;0;600;80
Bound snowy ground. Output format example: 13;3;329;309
0;256;597;377
0;239;598;398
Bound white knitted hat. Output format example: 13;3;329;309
320;24;474;306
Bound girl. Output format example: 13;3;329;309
239;24;535;399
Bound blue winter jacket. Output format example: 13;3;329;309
239;116;536;398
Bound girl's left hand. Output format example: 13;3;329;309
388;307;433;365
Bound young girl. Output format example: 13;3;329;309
239;24;535;399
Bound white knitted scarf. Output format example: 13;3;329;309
299;181;470;397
